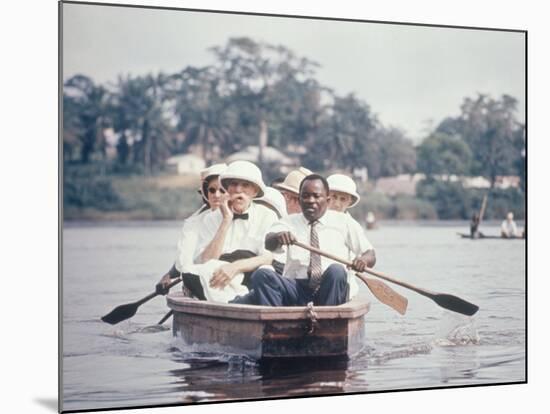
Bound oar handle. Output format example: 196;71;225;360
293;241;353;266
293;241;434;297
135;277;182;306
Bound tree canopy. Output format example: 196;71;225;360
63;38;523;188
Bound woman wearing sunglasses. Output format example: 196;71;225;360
156;163;227;295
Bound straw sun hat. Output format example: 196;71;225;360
273;167;313;195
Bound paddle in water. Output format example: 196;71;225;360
101;278;181;325
292;241;408;315
294;241;479;317
354;272;408;315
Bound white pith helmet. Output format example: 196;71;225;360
273;167;313;195
257;187;288;218
327;174;360;208
199;163;227;203
219;160;266;198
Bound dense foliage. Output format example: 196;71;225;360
63;37;525;220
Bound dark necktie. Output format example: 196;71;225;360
308;220;322;291
233;213;249;220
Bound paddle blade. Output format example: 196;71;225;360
433;294;479;316
358;274;408;315
101;302;139;325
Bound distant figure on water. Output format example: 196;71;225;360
469;213;484;239
501;212;519;238
366;211;377;230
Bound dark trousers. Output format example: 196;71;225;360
231;264;349;306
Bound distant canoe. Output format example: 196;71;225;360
166;292;370;361
457;233;524;240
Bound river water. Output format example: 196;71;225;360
61;221;526;412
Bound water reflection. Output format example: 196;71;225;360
167;352;351;402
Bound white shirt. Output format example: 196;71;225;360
270;210;374;298
186;202;278;303
195;202;279;259
174;210;208;273
501;219;518;237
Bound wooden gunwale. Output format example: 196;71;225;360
166;292;370;321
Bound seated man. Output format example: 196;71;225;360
185;160;279;303
470;213;484;239
327;173;360;214
501;211;519;238
232;174;375;307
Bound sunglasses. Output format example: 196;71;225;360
208;187;226;194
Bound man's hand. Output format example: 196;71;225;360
349;257;369;273
220;199;234;222
276;231;296;246
155;273;172;295
209;263;238;290
350;250;376;272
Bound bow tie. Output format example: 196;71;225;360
233;213;249;220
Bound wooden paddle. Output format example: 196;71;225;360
479;194;488;225
293;241;408;315
101;278;182;325
157;310;173;325
293;241;479;316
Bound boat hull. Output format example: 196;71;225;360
457;233;524;240
167;292;370;360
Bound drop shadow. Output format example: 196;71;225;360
34;398;58;412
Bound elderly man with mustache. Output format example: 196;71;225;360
184;160;279;303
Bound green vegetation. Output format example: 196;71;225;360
62;37;525;221
416;179;525;220
350;191;438;222
63;165;202;220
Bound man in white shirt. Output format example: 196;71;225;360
232;174;375;306
184;161;279;303
501;211;519;238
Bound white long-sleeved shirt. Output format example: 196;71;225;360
269;210;374;299
186;202;278;303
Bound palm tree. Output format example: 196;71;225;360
111;73;174;174
63;75;111;163
167;66;234;163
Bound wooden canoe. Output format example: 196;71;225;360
166;291;370;361
457;232;524;240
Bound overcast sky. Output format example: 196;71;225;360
62;2;525;142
